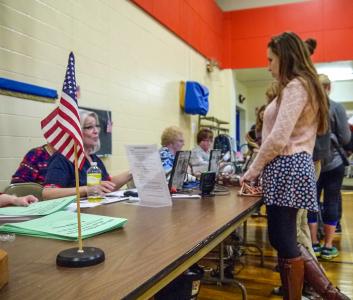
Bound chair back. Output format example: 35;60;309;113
126;179;136;189
3;183;43;201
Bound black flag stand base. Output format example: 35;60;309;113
56;247;105;268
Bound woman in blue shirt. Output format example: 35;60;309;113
159;126;185;174
43;110;131;200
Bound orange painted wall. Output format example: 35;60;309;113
131;0;353;69
131;0;225;66
224;0;353;68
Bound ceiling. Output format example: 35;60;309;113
215;0;311;11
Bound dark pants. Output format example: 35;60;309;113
338;192;342;222
308;164;345;225
267;205;299;259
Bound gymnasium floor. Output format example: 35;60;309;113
198;191;353;299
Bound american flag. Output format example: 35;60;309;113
41;52;85;169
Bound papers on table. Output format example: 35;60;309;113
0;215;36;224
0;196;75;216
0;210;127;241
126;145;172;207
66;195;130;211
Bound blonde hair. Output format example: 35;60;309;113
265;81;279;103
255;105;266;133
318;74;331;96
161;126;183;146
79;109;101;154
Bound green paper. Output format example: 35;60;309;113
0;196;75;216
0;210;127;241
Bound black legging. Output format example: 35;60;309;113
307;163;345;225
267;205;299;259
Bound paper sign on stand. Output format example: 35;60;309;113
126;145;172;207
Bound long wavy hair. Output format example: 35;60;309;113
268;32;329;134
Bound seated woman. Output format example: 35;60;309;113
42;110;131;200
0;194;38;207
189;128;213;176
159;126;185;174
11;144;56;185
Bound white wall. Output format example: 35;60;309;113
331;80;353;103
0;0;235;190
233;78;248;147
247;84;270;125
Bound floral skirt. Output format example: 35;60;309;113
262;152;318;212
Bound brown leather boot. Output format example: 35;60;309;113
278;256;304;300
298;244;350;300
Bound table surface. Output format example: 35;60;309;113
0;188;262;300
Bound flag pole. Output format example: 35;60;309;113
56;141;105;267
56;142;105;267
53;51;105;267
74;142;83;252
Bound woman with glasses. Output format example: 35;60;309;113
189;128;213;176
42;110;131;200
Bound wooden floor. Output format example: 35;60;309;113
198;192;353;300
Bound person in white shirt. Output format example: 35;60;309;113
190;128;213;176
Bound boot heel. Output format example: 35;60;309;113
298;244;350;300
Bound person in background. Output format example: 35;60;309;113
246;83;277;152
0;194;38;207
308;74;351;260
11;144;56;185
189;128;213;176
42;110;131;200
254;105;266;146
11;87;81;186
159;126;185;174
241;32;348;299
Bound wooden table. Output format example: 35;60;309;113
0;188;262;300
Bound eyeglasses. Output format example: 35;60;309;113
83;125;101;131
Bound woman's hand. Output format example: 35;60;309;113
86;181;116;196
240;169;259;186
12;195;38;206
99;181;116;193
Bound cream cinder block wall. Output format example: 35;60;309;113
234;79;248;146
246;84;271;126
0;0;235;190
330;80;353;103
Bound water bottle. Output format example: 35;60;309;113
87;162;103;202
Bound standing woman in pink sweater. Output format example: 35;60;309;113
241;32;348;300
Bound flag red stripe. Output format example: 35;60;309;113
57;122;84;151
65;146;75;161
60;95;80;123
50;129;66;148
57;135;72;154
59;97;82;137
43;123;59;140
40;108;58;128
58;109;82;141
